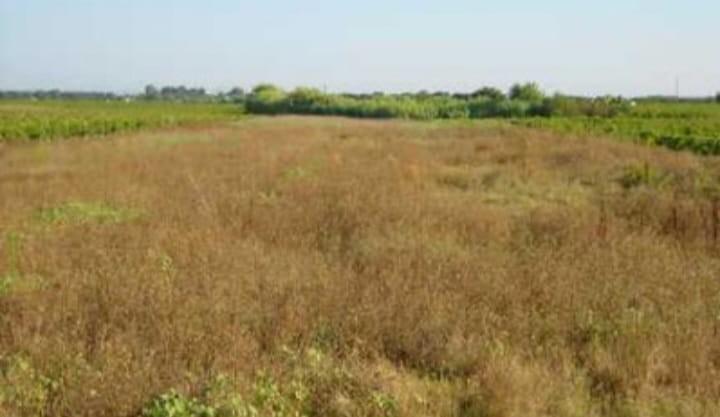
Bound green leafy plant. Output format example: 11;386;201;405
508;82;545;102
0;355;59;416
141;349;399;417
142;390;217;417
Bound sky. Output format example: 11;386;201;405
1;0;718;97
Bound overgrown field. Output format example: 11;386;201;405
2;117;720;416
0;100;241;141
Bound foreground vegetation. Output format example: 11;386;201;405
2;117;720;416
0;100;241;141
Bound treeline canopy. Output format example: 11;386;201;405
243;83;634;120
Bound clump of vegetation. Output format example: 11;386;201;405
241;83;633;122
142;391;218;417
142;349;397;417
0;356;59;417
508;82;545;102
34;201;142;225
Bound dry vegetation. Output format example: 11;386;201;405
2;117;720;416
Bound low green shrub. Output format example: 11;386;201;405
142;349;398;417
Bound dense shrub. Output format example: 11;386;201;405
245;84;288;115
471;86;506;100
536;95;632;118
247;88;475;120
508;82;545;101
242;84;640;121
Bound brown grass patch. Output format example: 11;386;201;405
1;117;720;416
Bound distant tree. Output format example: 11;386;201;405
288;87;324;104
452;93;472;100
716;92;720;103
145;84;160;99
160;86;175;98
228;87;245;97
222;87;245;103
509;82;544;101
247;84;287;114
471;86;505;100
416;90;432;100
252;84;283;95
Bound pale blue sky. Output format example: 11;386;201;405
1;0;718;96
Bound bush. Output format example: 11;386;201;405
246;84;288;115
241;83;640;122
140;350;398;417
534;95;632;118
508;82;544;102
142;391;216;417
471;87;505;100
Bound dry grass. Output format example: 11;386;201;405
1;116;720;417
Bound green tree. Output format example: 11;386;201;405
228;87;244;97
472;86;505;100
715;92;720;103
509;82;544;101
287;87;327;112
252;84;283;96
247;84;287;114
144;84;159;100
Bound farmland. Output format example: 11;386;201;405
3;94;720;157
0;100;242;141
239;85;720;155
513;102;720;155
2;116;720;416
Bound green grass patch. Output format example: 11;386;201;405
34;201;142;226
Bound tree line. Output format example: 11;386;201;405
0;85;247;102
242;83;637;120
2;83;719;113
